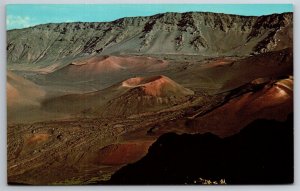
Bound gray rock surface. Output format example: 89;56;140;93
7;12;293;65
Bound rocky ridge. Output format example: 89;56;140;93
7;12;292;65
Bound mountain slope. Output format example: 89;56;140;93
7;12;292;66
45;55;168;82
7;71;45;108
7;71;47;123
42;75;194;116
102;76;194;116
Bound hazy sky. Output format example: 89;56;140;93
6;4;293;30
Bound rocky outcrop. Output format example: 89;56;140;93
7;12;292;65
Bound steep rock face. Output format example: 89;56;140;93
7;12;292;65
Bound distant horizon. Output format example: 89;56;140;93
6;4;293;30
7;11;293;31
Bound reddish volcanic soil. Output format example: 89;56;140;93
121;75;194;97
188;78;293;137
87;141;154;166
7;71;49;123
7;77;293;185
7;71;45;107
53;55;168;78
6;12;294;185
7;50;293;185
103;75;194;116
42;75;194;117
25;133;50;145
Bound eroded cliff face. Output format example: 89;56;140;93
7;12;292;65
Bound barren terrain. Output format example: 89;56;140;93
7;11;293;185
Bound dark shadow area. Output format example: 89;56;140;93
107;114;294;185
